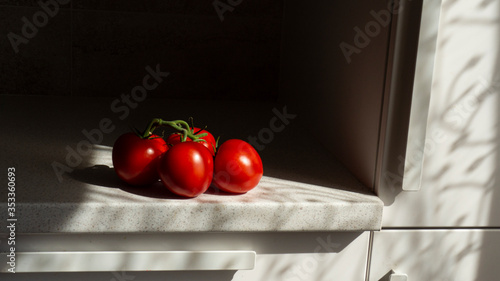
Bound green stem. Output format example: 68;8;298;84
141;118;207;143
141;118;161;138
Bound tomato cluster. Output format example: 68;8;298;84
112;119;263;198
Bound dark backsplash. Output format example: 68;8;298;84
0;1;283;100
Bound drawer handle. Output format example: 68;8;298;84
1;250;256;272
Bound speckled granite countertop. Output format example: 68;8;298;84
0;96;382;232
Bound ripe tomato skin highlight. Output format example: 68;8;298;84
166;127;216;156
159;142;214;198
112;133;168;186
213;139;263;194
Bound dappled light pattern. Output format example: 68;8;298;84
234;236;368;281
370;230;500;281
2;134;382;232
0;95;382;233
379;0;500;280
28;172;382;232
2;120;383;232
383;0;500;229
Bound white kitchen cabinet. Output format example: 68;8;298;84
0;270;237;281
232;232;370;281
369;229;500;281
370;0;500;280
2;3;409;278
381;0;500;229
1;232;370;280
4;0;495;280
0;71;384;278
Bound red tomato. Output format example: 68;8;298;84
213;139;263;194
112;133;168;186
166;127;216;156
158;142;214;197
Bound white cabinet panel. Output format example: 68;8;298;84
381;0;500;228
0;271;237;281
233;232;370;281
369;229;500;281
0;232;369;281
2;251;256;273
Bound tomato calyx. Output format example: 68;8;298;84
193;126;220;155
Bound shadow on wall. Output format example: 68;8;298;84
432;0;500;278
477;0;500;278
385;0;500;279
369;0;500;280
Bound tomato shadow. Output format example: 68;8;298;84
204;184;243;196
69;165;190;200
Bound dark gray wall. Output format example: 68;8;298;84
0;0;283;100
